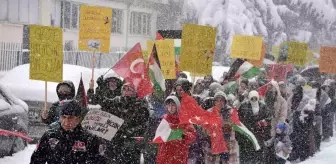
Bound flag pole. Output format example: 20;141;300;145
44;81;47;112
91;49;96;81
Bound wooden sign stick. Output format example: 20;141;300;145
91;49;96;81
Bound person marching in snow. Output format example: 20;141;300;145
237;90;271;164
87;72;123;105
31;100;104;164
41;81;78;125
287;79;315;161
100;82;149;164
322;79;336;141
265;122;292;164
205;91;239;164
156;96;196;164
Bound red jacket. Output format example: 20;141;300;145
156;114;196;164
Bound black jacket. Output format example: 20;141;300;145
30;123;105;164
87;76;123;105
42;81;76;125
101;96;149;163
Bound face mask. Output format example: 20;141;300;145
250;98;259;115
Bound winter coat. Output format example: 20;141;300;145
290;98;316;161
268;81;288;137
156;114;196;164
30;123;104;164
205;105;239;164
237;101;271;163
287;94;310;129
87;75;123;105
101;96;149;164
41;81;77;125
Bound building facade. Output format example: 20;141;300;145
0;0;171;51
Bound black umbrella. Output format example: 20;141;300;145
300;65;321;79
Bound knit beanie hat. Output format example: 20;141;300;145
60;100;82;117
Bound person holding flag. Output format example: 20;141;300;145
237;90;271;164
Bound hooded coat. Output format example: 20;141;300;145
87;74;123;105
237;91;271;164
42;81;76;125
156;96;196;164
100;95;149;164
265;81;288;137
287;86;316;161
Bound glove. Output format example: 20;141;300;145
97;75;104;87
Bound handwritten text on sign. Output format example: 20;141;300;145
82;110;124;141
319;46;336;74
156;39;176;79
29;25;63;82
179;24;216;75
286;41;308;66
231;35;263;60
79;5;112;53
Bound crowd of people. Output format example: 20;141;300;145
30;68;336;164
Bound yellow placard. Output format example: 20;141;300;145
287;41;308;66
248;44;266;67
79;5;112;53
231;35;264;60
147;40;154;53
156;40;176;79
319;46;336;73
179;24;216;75
29;25;63;82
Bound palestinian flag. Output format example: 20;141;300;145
148;44;166;97
152;119;184;143
230;108;261;151
223;81;237;95
226;59;259;80
174;39;181;56
257;82;271;99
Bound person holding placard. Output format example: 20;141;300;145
100;82;149;164
31;100;104;164
41;81;77;125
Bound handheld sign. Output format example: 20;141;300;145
231;35;263;60
156;40;176;79
82;110;124;141
29;25;63;82
179;24;216;75
319;46;336;74
79;5;112;53
286;41;308;66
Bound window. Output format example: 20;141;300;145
112;9;123;34
61;1;79;30
130;11;151;36
0;0;39;24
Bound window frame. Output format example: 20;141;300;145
61;1;80;30
129;11;151;36
0;0;39;24
112;8;123;34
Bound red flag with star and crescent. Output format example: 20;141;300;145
112;43;153;98
179;93;228;154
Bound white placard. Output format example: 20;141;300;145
82;110;124;141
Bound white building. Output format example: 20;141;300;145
0;0;172;51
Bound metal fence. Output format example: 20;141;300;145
0;42;125;71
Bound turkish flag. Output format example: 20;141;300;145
112;43;153;98
179;93;227;154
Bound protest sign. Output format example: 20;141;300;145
265;64;292;82
319;46;336;73
156;39;176;79
29;25;63;82
79;5;112;52
179;24;216;75
231;35;263;60
286;41;308;66
82;110;124;141
248;44;266;67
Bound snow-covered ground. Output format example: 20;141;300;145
1;137;336;164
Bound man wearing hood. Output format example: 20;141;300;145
265;81;288;137
322;79;336;141
87;72;123;105
41;81;77;125
264;81;288;163
173;78;192;99
237;90;271;164
100;82;149;164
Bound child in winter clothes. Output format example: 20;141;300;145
156;96;196;164
266;122;292;164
